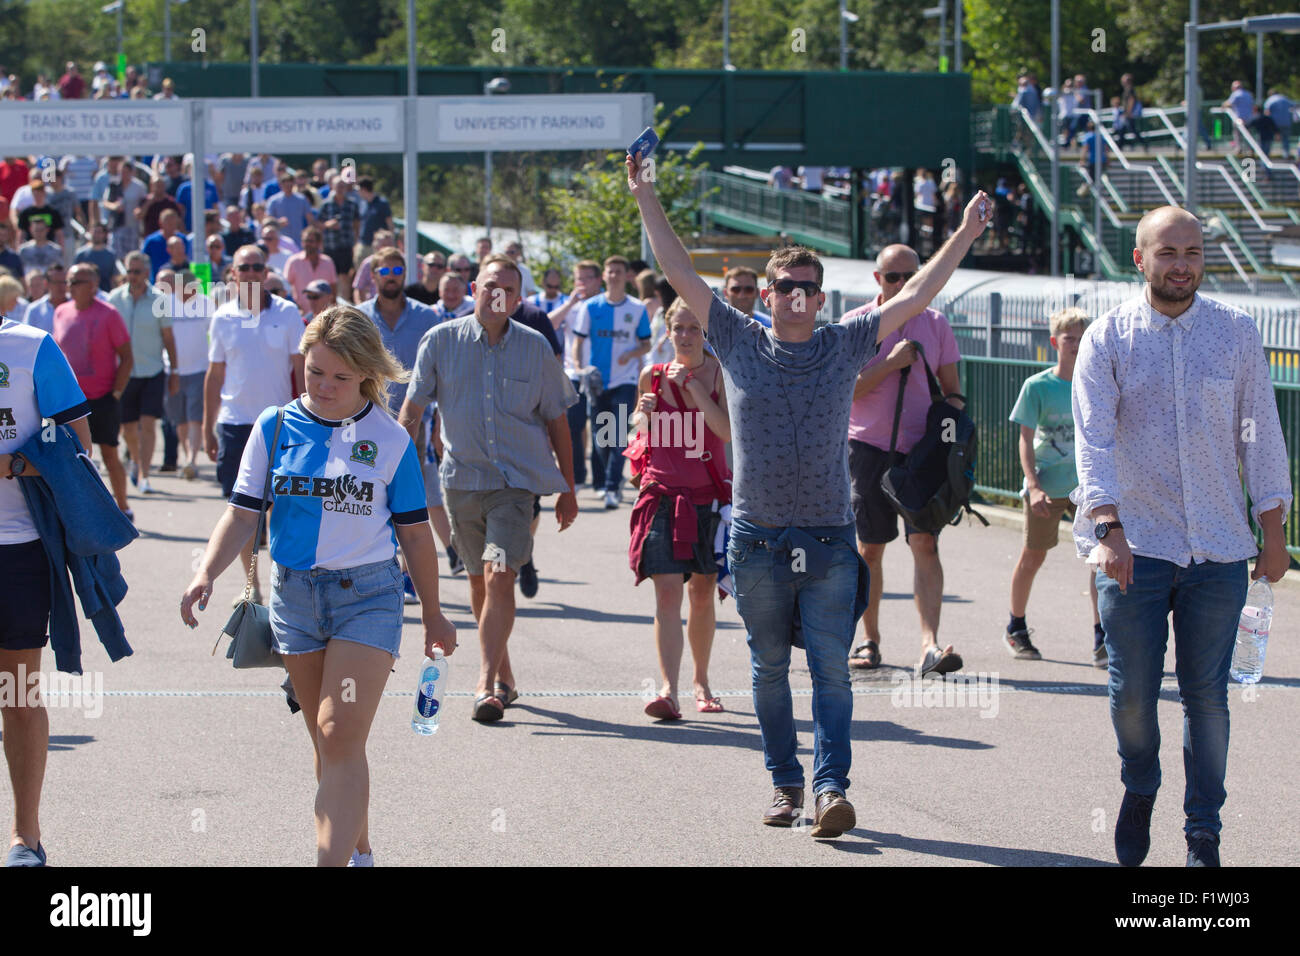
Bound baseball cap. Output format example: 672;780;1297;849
305;279;333;296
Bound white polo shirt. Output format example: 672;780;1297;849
208;294;301;426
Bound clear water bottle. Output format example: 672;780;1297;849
411;648;448;735
1230;577;1273;684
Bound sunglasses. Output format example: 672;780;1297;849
425;261;445;269
454;266;471;273
126;269;147;276
376;266;404;276
728;285;757;294
882;271;916;284
306;292;323;300
236;263;266;273
770;279;821;295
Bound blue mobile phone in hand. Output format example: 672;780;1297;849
628;127;660;161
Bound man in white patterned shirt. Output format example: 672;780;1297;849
1073;206;1292;868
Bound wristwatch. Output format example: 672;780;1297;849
1094;520;1123;540
7;454;26;479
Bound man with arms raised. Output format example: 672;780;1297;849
1074;206;1291;868
628;151;990;838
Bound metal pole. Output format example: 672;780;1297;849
484;149;493;235
939;1;947;70
250;0;259;97
404;0;419;280
1094;90;1102;271
165;0;171;62
117;2;123;63
954;0;962;71
1185;0;1199;212
190;100;207;269
840;0;848;71
404;98;419;281
1256;34;1263;106
1050;0;1060;276
723;0;731;70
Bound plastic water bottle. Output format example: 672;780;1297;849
411;649;448;735
1230;578;1273;684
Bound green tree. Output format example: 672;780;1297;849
543;106;709;268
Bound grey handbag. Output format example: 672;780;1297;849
212;408;285;669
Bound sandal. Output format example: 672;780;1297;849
696;696;725;713
848;640;881;669
473;693;505;722
644;695;682;721
494;681;519;707
917;645;964;678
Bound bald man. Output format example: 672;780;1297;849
1073;205;1292;867
842;243;965;677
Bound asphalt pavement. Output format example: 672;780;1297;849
6;462;1298;867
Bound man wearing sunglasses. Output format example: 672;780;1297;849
723;266;770;328
405;253;446;307
203;245;305;604
358;247;457;596
628;151;991;839
842;244;964;679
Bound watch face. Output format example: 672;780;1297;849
1095;522;1108;539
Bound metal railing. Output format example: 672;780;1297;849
961;355;1300;555
694;170;852;254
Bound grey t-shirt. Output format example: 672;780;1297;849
707;294;880;527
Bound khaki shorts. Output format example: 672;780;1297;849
1022;495;1075;550
444;487;536;575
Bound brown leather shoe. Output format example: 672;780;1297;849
762;786;805;827
811;790;856;838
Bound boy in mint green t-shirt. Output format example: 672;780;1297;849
1005;308;1105;667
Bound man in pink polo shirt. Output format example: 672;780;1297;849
284;225;337;311
52;262;134;516
840;243;964;677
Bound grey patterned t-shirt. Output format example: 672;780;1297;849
707;295;881;527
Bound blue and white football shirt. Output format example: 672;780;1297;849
0;320;90;543
230;399;428;571
570;292;651;389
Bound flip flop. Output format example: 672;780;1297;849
696;696;725;713
848;640;881;669
917;645;964;678
644;695;682;721
494;681;519;707
473;694;505;722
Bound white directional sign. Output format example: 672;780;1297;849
207;98;406;153
418;93;653;152
0;101;189;154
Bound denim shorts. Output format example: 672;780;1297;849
269;557;405;658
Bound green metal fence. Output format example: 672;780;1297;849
962;356;1300;556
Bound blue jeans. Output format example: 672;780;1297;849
566;379;588;487
589;383;636;493
1097;555;1248;838
728;524;862;795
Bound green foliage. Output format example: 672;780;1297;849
543;107;709;269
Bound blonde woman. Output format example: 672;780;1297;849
628;299;732;719
181;305;456;866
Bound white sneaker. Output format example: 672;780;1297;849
347;849;374;867
591;486;608;500
604;491;619;509
138;478;154;494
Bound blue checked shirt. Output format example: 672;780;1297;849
406;316;577;494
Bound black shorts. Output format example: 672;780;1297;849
0;539;52;650
87;391;121;446
533;494;541;520
119;372;166;424
217;422;254;498
326;247;354;274
848;438;938;545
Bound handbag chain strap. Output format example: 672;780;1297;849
245;407;285;602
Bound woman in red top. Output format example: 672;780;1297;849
628;299;731;720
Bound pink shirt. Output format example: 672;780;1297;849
842;296;960;454
52;299;130;400
284;251;338;309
